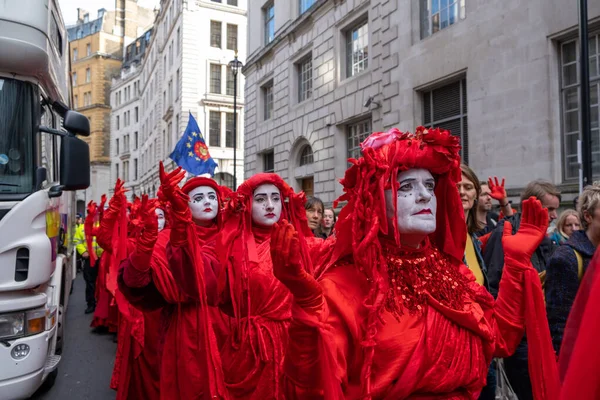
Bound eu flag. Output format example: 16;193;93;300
169;112;218;176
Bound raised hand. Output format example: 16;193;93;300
136;194;158;253
86;200;97;220
502;197;549;266
158;162;189;212
271;220;322;309
488;177;507;202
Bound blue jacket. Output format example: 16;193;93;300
545;230;595;354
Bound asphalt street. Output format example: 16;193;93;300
31;274;117;400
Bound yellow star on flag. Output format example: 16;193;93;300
188;151;193;157
192;132;198;137
188;136;193;141
186;142;192;148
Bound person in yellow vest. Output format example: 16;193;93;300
74;216;103;314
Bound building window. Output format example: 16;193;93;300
116;138;120;155
209;111;221;147
300;0;315;14
423;78;469;163
176;28;181;55
560;36;600;179
73;48;78;61
227;0;238;5
72;72;77;86
346;20;369;78
168;80;173;104
73;95;78;108
263;151;275;172
176;69;180;100
420;0;466;39
225;113;235;148
211;21;222;48
214;172;234;189
116;163;119;179
86;68;91;83
347;119;372;160
116;116;120;130
226;24;238;51
134;158;138;180
210;64;222;94
134;131;138;149
302;177;314;197
86;43;91;56
299;145;314;165
226;67;235;96
262;81;274;120
135;107;139;123
297;55;313;102
264;2;275;45
123;161;129;181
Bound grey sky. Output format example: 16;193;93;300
58;0;159;25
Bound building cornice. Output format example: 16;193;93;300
195;0;247;17
242;0;332;74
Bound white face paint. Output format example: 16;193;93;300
251;184;282;227
385;168;437;244
188;185;219;222
155;208;166;231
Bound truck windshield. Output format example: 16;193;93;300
0;78;36;197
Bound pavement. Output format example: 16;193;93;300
31;273;117;400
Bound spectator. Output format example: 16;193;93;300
546;184;600;354
305;197;324;234
458;165;496;400
550;209;581;245
476;182;498;231
315;208;336;239
483;179;561;400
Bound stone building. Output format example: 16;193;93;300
109;0;247;196
67;4;154;204
243;0;600;205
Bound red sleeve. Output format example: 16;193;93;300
121;255;152;288
166;243;221;306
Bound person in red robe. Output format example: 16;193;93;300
118;164;232;400
169;172;313;400
269;127;560;400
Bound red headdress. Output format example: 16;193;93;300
217;173;313;329
329;127;467;396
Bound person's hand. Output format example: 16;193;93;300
110;179;127;208
502;197;549;266
82;251;89;259
271;220;322;309
136;195;158;254
488;177;508;202
158;162;189;212
86;201;97;219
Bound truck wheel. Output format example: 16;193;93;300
39;369;58;393
55;305;65;355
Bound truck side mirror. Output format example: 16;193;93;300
63;110;90;137
59;135;90;191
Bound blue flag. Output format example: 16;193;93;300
169;112;218;176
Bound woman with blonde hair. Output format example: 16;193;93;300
550;210;581;245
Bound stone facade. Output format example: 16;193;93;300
67;6;154;203
110;0;247;197
243;0;600;206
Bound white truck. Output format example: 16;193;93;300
0;0;92;398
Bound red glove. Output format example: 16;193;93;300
502;197;548;267
488;177;508;202
85;201;98;266
130;195;158;270
159;162;191;247
271;220;323;310
98;180;128;250
479;232;492;253
98;194;107;222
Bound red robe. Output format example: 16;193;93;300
119;224;227;400
111;236;162;400
282;241;529;399
90;252;118;332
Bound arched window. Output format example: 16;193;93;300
299;145;314;166
214;172;235;190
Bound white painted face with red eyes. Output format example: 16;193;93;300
188;186;219;222
251;184;282;227
155;208;165;231
385;168;437;241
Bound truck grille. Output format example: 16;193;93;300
14;248;30;282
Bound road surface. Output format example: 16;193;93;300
31;274;117;400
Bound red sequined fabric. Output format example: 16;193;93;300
382;240;474;319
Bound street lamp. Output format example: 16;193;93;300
228;52;243;191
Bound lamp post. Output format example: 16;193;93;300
228;52;243;190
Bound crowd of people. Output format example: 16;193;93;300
72;126;600;400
